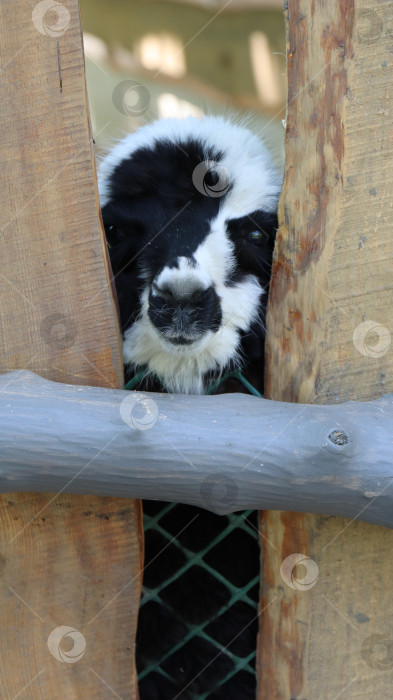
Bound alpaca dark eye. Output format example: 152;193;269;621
106;225;125;249
248;230;265;244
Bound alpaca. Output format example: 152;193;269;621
98;115;280;698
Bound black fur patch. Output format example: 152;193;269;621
101;139;227;335
226;209;277;288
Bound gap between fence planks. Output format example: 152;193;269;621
0;1;142;698
259;2;393;699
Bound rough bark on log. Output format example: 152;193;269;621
0;370;393;530
259;1;393;698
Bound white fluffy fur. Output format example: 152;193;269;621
153;257;212;300
98;115;280;394
123;276;263;394
122;212;265;394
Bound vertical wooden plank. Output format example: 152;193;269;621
0;1;142;697
0;0;122;386
0;494;143;700
258;1;393;698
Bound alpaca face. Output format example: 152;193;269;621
98;116;280;394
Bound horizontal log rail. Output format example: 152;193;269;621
1;370;392;529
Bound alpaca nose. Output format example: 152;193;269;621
148;280;222;341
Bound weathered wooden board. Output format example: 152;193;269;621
0;493;143;700
258;510;393;699
0;0;123;386
0;1;142;697
1;370;393;529
266;1;393;404
259;1;393;698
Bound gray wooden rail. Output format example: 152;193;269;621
1;370;392;528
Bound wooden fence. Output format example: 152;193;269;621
0;1;392;698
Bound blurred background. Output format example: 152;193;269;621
80;0;286;169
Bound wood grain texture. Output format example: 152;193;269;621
265;0;393;404
1;370;393;529
258;510;393;699
0;0;123;387
258;1;393;698
0;1;142;698
0;493;143;700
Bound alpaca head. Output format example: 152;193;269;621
98;116;280;394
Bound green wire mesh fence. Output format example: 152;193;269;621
137;504;260;698
126;369;261;697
